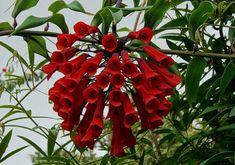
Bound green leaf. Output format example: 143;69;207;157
220;61;235;96
12;0;39;18
99;7;123;34
12;14;68;35
0;146;28;163
67;1;86;13
48;0;85;14
47;127;59;156
228;19;235;43
133;0;140;7
155;16;187;34
18;136;47;156
27;36;49;60
48;14;68;33
0;22;13;31
0;41;14;53
144;0;171;29
0;130;12;159
199;101;235;117
205;78;220;99
199;151;234;165
100;154;110;165
189;1;215;40
185;57;207;105
229;107;235;118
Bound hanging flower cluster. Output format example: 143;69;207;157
42;22;181;156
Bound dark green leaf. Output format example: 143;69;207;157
12;14;68;35
144;0;170;29
173;119;186;131
100;154;110;165
199;101;235;117
133;0;140;7
220;61;235;96
0;41;14;53
47;127;59;156
27;36;49;60
205;78;220;99
18;136;47;156
199;151;234;165
0;130;12;159
12;0;39;18
185;57;207;105
189;1;215;40
0;146;28;163
48;0;85;14
49;14;68;33
0;22;13;31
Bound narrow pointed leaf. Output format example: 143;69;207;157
185;57;206;105
12;0;39;18
0;130;12;159
18;136;47;156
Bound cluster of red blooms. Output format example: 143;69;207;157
42;22;181;156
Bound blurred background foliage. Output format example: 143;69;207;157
0;0;235;164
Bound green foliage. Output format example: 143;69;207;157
1;0;235;165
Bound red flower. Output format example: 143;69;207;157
137;58;162;88
82;52;103;76
59;53;88;75
148;114;163;130
73;103;96;146
109;89;123;107
2;68;6;73
110;72;125;88
56;34;77;50
102;34;118;52
147;61;181;87
128;27;153;43
62;47;78;62
83;84;100;103
42;63;59;79
73;22;99;39
106;53;122;74
143;45;174;67
131;72;146;88
121;51;138;77
51;51;64;63
123;93;139;128
110;107;125;156
60;95;74;108
96;72;110;89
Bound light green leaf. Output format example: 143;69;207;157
12;0;39;18
200;151;234;165
228;20;235;43
0;130;12;159
144;0;170;29
185;57;207;105
0;22;13;31
189;1;215;40
229;107;235;118
220;61;235;96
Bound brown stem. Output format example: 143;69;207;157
1;30;235;59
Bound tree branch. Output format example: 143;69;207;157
1;30;235;59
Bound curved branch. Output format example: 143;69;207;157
0;30;235;59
